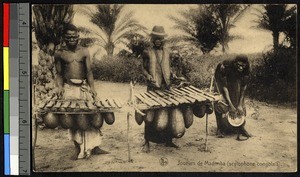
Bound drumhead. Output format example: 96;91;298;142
222;113;245;127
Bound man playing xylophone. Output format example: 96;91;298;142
141;26;184;152
54;24;109;160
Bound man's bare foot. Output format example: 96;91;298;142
77;152;86;159
216;129;225;138
165;142;180;149
85;150;92;159
142;141;150;153
236;133;249;141
241;128;252;137
92;146;110;155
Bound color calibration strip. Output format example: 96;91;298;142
3;2;11;175
3;3;30;175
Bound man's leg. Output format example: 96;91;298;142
77;136;86;159
165;138;179;148
70;141;80;160
215;111;225;138
236;121;251;141
165;128;179;148
142;123;151;153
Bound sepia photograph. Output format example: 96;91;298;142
31;4;297;172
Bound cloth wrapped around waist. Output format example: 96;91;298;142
63;79;93;101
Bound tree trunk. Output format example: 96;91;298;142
273;31;279;52
34;49;56;105
106;42;115;57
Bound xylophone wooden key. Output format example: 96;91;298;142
140;93;160;107
77;101;89;110
179;87;207;102
99;98;110;108
172;88;196;103
148;91;173;106
38;100;48;109
60;101;70;112
145;92;168;107
45;100;55;108
53;100;63;111
154;90;180;106
184;87;211;101
86;101;97;110
112;98;122;108
164;89;192;103
161;90;189;104
107;98;118;108
189;86;216;101
69;101;77;109
94;100;103;108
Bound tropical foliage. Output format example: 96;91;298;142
169;5;219;54
32;5;74;105
170;4;250;54
77;4;146;56
254;4;297;51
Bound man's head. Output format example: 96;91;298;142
150;26;167;49
233;55;250;74
64;24;79;49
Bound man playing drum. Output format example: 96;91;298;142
214;55;252;141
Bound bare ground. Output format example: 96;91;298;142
34;81;297;172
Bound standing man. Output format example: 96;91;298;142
54;24;108;160
141;26;179;152
214;55;252;141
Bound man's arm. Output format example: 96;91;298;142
54;51;64;97
215;63;237;116
237;75;249;115
84;49;97;97
141;50;153;81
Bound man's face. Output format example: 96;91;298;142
64;30;79;48
152;36;164;48
235;61;247;73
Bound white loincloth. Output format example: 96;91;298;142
63;82;101;156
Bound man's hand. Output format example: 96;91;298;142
237;105;245;116
57;87;64;98
229;105;238;119
147;75;153;82
90;88;97;99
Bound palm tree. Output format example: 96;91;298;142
169;5;219;54
208;4;250;53
32;5;74;55
254;4;296;51
77;4;146;56
32;5;74;102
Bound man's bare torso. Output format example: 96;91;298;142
56;47;88;82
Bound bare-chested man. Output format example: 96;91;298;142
54;24;108;160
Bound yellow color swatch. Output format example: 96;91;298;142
4;47;9;90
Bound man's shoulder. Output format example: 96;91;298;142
78;46;89;55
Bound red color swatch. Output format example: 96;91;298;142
3;3;10;47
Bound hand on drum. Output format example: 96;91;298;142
229;106;238;119
236;105;245;117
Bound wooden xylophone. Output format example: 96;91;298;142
37;97;126;114
135;85;222;110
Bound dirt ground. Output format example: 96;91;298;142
34;81;297;172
